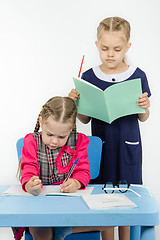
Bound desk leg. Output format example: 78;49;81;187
140;226;155;240
130;226;141;240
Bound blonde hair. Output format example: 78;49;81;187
17;96;77;180
34;96;77;132
97;16;131;42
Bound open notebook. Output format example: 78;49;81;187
73;77;145;123
3;185;94;197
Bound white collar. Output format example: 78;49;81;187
93;65;137;82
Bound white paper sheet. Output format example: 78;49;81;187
2;185;94;197
82;193;137;209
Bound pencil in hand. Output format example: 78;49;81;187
65;158;79;182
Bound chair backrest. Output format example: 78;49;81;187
16;136;102;180
87;136;102;179
16;137;24;160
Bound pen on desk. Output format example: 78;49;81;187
64;158;79;182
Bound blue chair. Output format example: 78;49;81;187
16;136;102;240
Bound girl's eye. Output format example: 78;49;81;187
102;48;107;51
59;136;66;139
115;49;121;52
47;133;53;137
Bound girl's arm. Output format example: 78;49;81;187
20;134;41;194
138;108;150;122
137;92;150;122
77;114;91;124
71;133;91;188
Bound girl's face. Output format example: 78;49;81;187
39;116;73;150
96;30;131;74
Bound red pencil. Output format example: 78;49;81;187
78;55;85;78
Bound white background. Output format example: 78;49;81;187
0;0;160;239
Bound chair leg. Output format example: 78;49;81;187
25;230;33;240
140;226;156;240
130;226;141;240
65;231;100;240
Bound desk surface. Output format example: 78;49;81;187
0;184;159;227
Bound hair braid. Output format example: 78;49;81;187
34;114;41;133
97;16;131;42
33;96;77;133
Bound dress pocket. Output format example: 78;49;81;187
124;140;140;165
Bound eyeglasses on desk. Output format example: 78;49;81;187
102;180;141;197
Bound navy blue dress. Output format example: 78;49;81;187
81;66;151;185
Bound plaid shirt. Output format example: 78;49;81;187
16;131;90;240
32;131;78;185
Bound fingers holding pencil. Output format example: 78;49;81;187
60;158;80;193
60;179;81;193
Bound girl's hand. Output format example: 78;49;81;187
68;88;91;124
137;92;150;122
25;176;42;196
137;92;150;109
60;179;81;193
68;89;79;102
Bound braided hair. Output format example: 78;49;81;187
34;96;77;132
97;16;131;42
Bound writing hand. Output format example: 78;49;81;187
25;176;42;196
60;179;81;193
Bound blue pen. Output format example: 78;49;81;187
65;158;79;181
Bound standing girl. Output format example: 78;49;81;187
69;17;151;240
13;96;111;240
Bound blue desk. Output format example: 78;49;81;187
0;185;159;240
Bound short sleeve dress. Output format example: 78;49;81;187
82;65;151;185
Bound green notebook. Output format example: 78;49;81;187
73;77;145;124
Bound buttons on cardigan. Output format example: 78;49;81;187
112;78;116;82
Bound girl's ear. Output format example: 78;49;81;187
95;40;98;48
125;42;131;53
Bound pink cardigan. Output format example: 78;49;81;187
21;132;91;190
